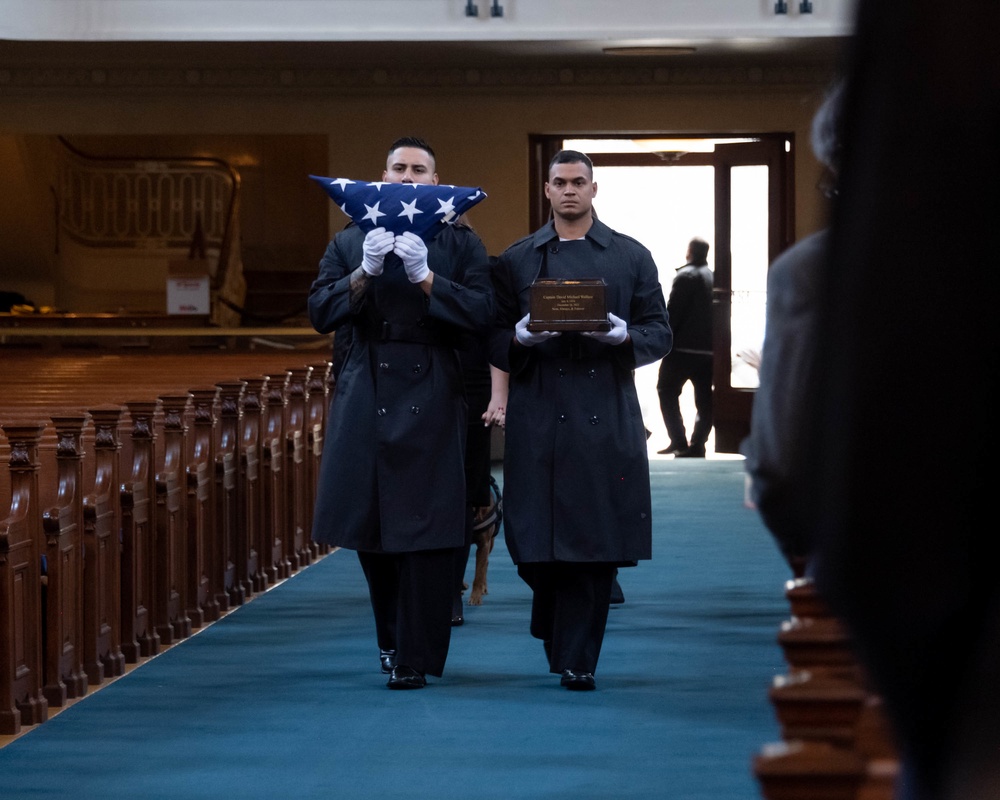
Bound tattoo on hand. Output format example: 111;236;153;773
349;267;370;310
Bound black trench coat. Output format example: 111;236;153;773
308;223;492;553
490;219;671;564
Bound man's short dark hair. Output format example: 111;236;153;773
388;136;436;160
689;237;710;266
548;149;594;177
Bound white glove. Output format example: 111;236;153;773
582;313;629;346
514;313;562;347
360;228;395;277
394;231;430;283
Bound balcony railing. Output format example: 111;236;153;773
55;138;245;326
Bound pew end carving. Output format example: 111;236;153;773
754;576;900;800
0;423;50;734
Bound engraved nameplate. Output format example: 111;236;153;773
527;279;611;332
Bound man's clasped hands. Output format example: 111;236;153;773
361;228;431;284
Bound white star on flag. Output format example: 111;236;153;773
361;202;385;224
398;198;424;223
435;196;457;222
310;174;488;242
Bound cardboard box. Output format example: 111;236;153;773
167;259;211;315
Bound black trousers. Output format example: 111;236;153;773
516;562;616;675
656;351;714;449
357;548;459;677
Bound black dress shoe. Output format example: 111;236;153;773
379;648;397;674
451;614;464;627
560;670;596;691
657;443;686;455
387;665;426;690
543;640;552;666
675;446;706;458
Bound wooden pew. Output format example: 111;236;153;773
0;423;50;733
41;412;89;706
305;363;331;559
120;400;160;663
239;378;267;594
0;350;333;735
82;407;126;684
753;576;900;800
154;393;193;645
262;373;292;584
215;381;247;611
285;366;312;572
186;388;219;629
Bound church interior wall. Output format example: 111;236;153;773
0;68;835;312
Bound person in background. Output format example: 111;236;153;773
308;136;493;690
655;237;714;457
741;80;844;576
490;149;670;691
788;2;999;796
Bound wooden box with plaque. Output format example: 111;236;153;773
527;279;611;332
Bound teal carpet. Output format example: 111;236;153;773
0;459;788;800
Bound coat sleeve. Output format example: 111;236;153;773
619;245;672;370
426;229;494;335
488;249;521;374
307;233;359;335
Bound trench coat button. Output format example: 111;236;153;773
412;364;422;373
558;368;567;376
379;362;389;370
410;406;420;414
558;414;567;423
377;408;387;416
588;368;596;378
589;415;599;425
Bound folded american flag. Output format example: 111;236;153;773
310;175;487;242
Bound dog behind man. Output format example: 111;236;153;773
467;475;502;605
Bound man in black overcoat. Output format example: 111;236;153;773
490;149;671;690
308;137;493;689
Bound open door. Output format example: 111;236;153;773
711;138;793;452
529;133;794;453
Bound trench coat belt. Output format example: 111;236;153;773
362;319;457;348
